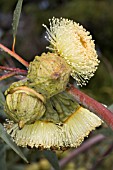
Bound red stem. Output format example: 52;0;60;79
0;44;29;68
68;85;113;130
0;72;16;81
0;68;27;81
0;66;27;75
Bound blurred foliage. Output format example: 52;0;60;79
0;0;113;170
0;0;113;103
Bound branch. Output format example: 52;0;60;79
59;134;105;168
0;69;27;81
68;85;113;130
0;66;27;75
0;72;16;81
0;43;29;68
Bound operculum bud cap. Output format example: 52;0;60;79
5;83;45;128
27;52;71;98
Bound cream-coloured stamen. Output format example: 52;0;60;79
43;17;100;86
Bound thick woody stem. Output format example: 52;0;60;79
68;85;113;130
0;44;29;68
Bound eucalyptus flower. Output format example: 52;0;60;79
43;17;100;86
3;17;102;151
5;91;102;150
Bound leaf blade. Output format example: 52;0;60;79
0;144;7;170
0;123;28;163
0;90;6;119
12;0;23;50
43;150;60;170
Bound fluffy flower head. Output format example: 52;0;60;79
43;17;100;86
5;107;102;149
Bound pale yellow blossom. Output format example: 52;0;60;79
43;17;100;86
5;106;102;149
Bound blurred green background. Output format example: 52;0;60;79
0;0;113;170
1;0;113;104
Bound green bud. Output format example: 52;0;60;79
27;52;71;98
40;91;80;123
50;91;80;121
41;99;60;123
5;84;46;128
5;79;27;96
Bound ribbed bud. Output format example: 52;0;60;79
50;91;80;121
4;84;45;128
43;17;100;86
27;52;71;98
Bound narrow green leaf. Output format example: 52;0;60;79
108;104;113;112
43;150;60;170
0;91;5;110
0;91;6;118
0;144;7;170
0;123;28;163
98;128;113;137
12;0;23;38
0;91;5;103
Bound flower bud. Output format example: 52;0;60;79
5;84;45;128
27;52;71;98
